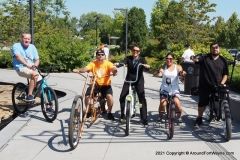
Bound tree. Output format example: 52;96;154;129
150;0;169;38
212;16;226;46
124;7;148;49
223;12;240;49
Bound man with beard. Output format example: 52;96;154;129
194;42;229;126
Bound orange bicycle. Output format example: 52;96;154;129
68;73;108;149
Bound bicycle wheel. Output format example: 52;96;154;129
222;100;232;141
168;103;175;139
41;87;58;122
12;82;28;114
125;101;131;136
205;99;214;122
69;95;84;149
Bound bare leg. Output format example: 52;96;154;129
106;94;113;112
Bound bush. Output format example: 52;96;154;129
0;50;12;68
229;65;240;92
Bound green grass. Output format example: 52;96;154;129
229;63;240;93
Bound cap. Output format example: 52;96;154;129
96;49;105;55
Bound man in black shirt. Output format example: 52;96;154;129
119;45;150;125
194;42;228;126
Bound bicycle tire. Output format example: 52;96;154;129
222;100;232;141
168;103;175;139
205;99;214;122
41;87;58;122
69;95;84;149
125;101;131;136
12;82;28;114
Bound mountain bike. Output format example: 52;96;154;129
12;67;58;122
68;72;108;149
204;85;232;141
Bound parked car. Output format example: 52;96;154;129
228;49;240;61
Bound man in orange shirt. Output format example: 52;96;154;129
76;49;117;120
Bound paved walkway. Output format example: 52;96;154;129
0;68;240;160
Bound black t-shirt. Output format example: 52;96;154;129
123;56;147;81
198;53;228;89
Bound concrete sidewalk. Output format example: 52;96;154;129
0;68;240;160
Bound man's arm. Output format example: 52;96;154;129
221;75;228;85
34;59;40;68
73;67;89;73
15;54;33;68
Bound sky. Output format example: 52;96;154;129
64;0;240;24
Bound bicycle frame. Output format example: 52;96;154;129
124;64;143;118
27;69;50;101
79;73;109;133
206;85;232;141
160;77;176;139
209;85;230;121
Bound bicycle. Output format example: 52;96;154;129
68;72;108;149
12;67;58;122
204;85;232;141
159;78;178;139
120;63;143;136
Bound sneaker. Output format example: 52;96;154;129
120;114;126;123
46;106;54;113
25;95;35;102
107;113;115;121
176;117;183;124
142;119;148;126
194;117;203;126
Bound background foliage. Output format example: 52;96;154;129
0;0;239;91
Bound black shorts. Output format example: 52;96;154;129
85;85;113;97
198;88;211;107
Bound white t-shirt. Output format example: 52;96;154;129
182;48;194;62
103;47;110;60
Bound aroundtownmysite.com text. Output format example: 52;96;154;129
155;150;234;156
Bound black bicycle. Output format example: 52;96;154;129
160;78;177;139
204;85;232;141
12;67;58;122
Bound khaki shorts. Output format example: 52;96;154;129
17;67;39;80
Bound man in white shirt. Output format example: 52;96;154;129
103;44;110;60
182;44;194;63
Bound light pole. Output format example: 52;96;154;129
29;0;34;44
114;8;128;57
19;0;34;44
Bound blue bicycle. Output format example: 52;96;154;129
12;67;58;122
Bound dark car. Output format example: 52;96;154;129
228;49;240;61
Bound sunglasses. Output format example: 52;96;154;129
212;45;219;49
132;49;140;52
97;53;105;56
166;58;173;60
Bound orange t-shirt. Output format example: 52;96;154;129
86;60;114;86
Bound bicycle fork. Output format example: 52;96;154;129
124;94;134;117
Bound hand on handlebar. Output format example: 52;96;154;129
114;62;125;68
143;64;150;69
179;70;186;76
31;65;37;70
72;69;79;73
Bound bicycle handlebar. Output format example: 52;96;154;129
124;63;145;84
32;66;50;78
